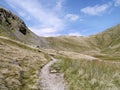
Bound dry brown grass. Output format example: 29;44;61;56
0;36;50;90
51;55;120;90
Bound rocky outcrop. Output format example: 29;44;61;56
0;7;28;34
0;7;49;47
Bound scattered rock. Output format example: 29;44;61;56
50;69;57;73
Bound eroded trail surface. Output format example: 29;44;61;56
40;58;67;90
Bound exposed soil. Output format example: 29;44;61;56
40;58;68;90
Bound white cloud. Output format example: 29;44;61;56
54;0;63;11
65;14;79;21
114;0;120;6
17;11;31;21
18;11;26;17
68;32;81;36
5;0;65;36
81;3;111;16
29;27;60;37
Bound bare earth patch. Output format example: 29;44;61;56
40;58;68;90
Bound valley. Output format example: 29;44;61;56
0;7;120;90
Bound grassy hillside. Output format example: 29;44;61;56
0;7;120;55
0;7;48;48
0;7;120;90
89;24;120;53
51;55;120;90
46;24;120;61
86;24;120;61
46;36;99;53
0;36;50;90
49;25;120;90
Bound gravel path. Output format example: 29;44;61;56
39;54;119;90
40;58;68;90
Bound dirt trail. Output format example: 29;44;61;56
39;52;119;90
40;58;68;90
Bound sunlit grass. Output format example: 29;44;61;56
51;56;120;90
93;54;120;62
0;37;50;90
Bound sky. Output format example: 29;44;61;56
0;0;120;36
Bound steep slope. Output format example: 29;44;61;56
49;25;120;90
45;25;120;62
0;7;119;54
0;6;120;90
46;36;99;53
0;36;51;90
46;24;120;55
89;24;120;53
0;7;48;47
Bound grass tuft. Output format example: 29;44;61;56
51;56;120;90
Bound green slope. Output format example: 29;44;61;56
0;7;48;47
0;7;120;90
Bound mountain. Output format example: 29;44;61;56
0;7;48;47
46;24;120;54
0;7;120;90
89;24;120;53
0;7;120;54
0;36;51;90
46;36;95;53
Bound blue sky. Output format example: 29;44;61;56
0;0;120;36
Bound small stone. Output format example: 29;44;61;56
50;69;57;73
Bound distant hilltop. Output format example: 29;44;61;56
0;7;48;47
0;7;120;54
